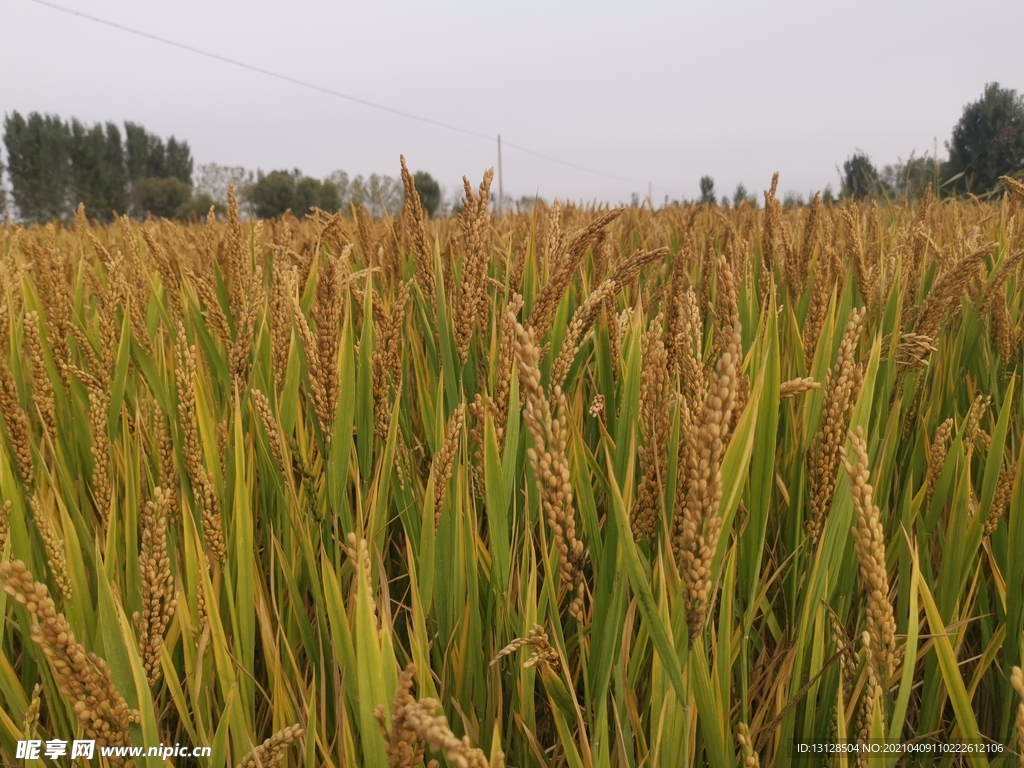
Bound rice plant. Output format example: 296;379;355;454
0;168;1022;766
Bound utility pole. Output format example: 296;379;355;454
497;134;504;216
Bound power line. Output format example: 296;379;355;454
24;0;651;188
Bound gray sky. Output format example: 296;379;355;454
3;0;1023;206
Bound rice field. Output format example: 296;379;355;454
0;166;1023;766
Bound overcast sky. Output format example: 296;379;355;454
3;0;1023;206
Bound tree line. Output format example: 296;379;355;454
839;82;1023;201
0;111;443;224
240;167;439;220
688;82;1024;210
1;113;196;222
3;82;1020;222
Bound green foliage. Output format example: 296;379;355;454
124;121;154;180
350;173;405;217
175;192;226;222
413;170;441;216
2;112;192;223
136;176;191;219
319;179;342;212
246;171;346;219
295;177;319;215
165;137;194;186
2;111;72;222
125;122;193;186
125;122;192;190
295;176;341;215
699;175;716;205
943;82;1024;195
881;154;939;201
69;119;128;221
842;150;889;200
325;170;405;217
732;183;752;209
247;170;297;218
782;190;805;209
124;126;193;218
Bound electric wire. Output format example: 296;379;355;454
24;0;653;188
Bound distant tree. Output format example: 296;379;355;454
822;185;836;205
125;122;170;179
4;112;196;222
244;170;356;219
195;163;252;206
0;152;6;217
137;176;191;219
882;154;939;201
943;82;1024;195
69;119;128;221
176;192;225;222
123;122;146;181
294;177;321;216
3;111;71;222
782;191;805;209
326;170;351;206
380;175;406;216
842;151;888;200
413;171;441;216
146;137;166;179
124;121;194;216
165;137;193;186
348;174;404;217
732;183;749;208
247;171;296;218
318;180;341;212
699;176;716;205
295;176;340;215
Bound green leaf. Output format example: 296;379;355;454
108;308;132;438
483;411;510;596
354;540;388;768
604;444;688;706
917;552;989;768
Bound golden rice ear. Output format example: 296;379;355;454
514;318;587;621
1012;667;1024;762
30;492;71;601
136;486;176;686
0;560;135;752
806;307;866;545
432;403;465;527
736;721;760;768
454;168;495;363
400;155;435;299
1000;175;1024;203
236;724;304;768
779;377;820;398
630;312;670;541
844;426;897;682
673;297;742;638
